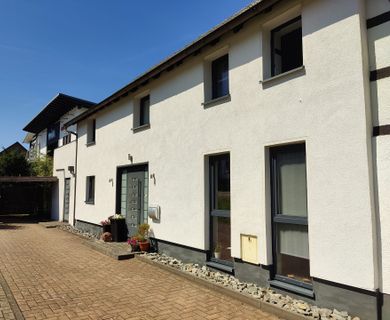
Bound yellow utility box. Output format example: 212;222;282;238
241;234;259;264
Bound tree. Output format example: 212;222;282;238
0;150;31;176
30;155;53;177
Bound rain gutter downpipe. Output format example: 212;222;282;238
65;128;78;227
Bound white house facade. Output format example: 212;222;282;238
54;0;390;318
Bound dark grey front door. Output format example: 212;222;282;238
119;165;148;237
63;178;70;222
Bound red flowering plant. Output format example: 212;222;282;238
127;236;140;251
100;219;111;226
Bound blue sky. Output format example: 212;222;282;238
0;0;253;148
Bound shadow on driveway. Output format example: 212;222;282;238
0;213;51;226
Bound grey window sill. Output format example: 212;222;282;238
85;200;95;205
260;65;305;85
206;260;234;273
132;123;150;133
202;94;231;108
269;279;314;298
86;141;96;147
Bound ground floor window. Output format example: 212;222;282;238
209;154;232;264
270;143;311;286
85;176;95;204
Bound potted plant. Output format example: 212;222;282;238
100;219;111;233
214;243;221;259
137;223;150;252
127;236;139;252
109;214;127;242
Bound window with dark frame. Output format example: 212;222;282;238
211;54;229;100
46;122;60;155
270;143;311;288
63;134;72;146
139;95;150;127
85;176;95;204
271;16;303;77
209;154;232;265
87;119;96;144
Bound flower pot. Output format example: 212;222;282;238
110;219;127;242
139;241;150;252
214;252;221;259
102;224;111;233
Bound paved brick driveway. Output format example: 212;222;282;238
0;223;279;320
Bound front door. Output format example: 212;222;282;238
63;178;70;222
118;165;148;237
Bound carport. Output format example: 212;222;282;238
0;176;57;218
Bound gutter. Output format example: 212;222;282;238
65;128;78;227
64;0;281;128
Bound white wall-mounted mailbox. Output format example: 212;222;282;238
148;206;160;221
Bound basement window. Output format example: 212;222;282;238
271;16;303;77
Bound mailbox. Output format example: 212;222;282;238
148;206;160;221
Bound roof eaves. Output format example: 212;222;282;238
65;0;280;128
23;93;96;133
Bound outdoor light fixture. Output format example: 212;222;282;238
68;166;75;175
128;154;133;163
150;173;156;185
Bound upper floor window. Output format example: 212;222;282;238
133;94;151;132
46;122;60;156
271;16;303;77
139;95;150;127
86;119;96;145
63;134;72;146
211;54;229;99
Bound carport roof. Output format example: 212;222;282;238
0;177;58;183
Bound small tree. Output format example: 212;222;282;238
0;150;31;176
30;155;53;177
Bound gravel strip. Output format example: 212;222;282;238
56;224;97;240
143;253;360;320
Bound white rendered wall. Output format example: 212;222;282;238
52;141;76;225
75;0;376;291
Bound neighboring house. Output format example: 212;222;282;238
23;93;95;159
0;142;27;157
50;0;389;318
23;93;96;222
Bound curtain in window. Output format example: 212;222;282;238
277;149;307;217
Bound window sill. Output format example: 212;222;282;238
269;279;314;298
202;94;231;108
85;201;95;205
206;260;234;273
132;123;150;133
260;65;305;85
86;141;96;147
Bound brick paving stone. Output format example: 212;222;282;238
0;223;280;320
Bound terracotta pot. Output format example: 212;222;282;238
139;241;150;252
